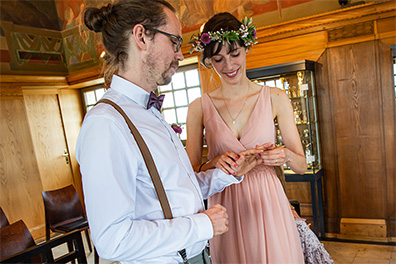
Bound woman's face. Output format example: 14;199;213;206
210;43;247;85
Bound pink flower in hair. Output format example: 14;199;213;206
201;33;211;45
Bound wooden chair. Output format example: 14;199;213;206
0;207;10;229
0;220;87;263
42;184;98;263
0;220;40;262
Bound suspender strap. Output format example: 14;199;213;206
96;99;188;263
97;99;173;219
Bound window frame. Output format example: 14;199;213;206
80;85;107;114
158;63;202;145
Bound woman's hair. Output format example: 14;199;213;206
84;0;175;85
201;12;244;68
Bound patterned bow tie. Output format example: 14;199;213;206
147;91;165;110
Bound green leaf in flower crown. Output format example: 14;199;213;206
242;16;248;25
229;32;238;39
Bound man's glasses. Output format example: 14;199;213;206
146;27;183;53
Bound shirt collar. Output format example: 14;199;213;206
110;75;151;109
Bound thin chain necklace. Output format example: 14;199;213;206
221;82;250;125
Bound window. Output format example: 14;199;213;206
392;45;396;101
158;64;202;142
79;61;202;144
81;85;107;113
393;56;396;100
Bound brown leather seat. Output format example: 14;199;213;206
0;207;10;229
0;220;87;264
0;220;38;261
42;184;98;263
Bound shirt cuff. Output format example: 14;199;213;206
191;213;213;241
217;169;244;183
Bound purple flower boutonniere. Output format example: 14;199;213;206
171;123;182;134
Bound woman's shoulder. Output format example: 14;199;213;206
189;96;202;109
207;86;221;98
269;86;289;102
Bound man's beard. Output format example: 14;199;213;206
146;53;178;86
159;61;179;86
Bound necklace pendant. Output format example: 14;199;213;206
232;120;236;125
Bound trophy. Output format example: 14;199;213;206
297;71;304;96
276;129;283;146
293;102;302;124
305;143;313;168
290;86;297;98
302;110;308;123
280;77;290;97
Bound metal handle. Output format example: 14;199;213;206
62;149;70;164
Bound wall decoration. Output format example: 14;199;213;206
173;0;312;33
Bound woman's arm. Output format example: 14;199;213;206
186;98;207;172
186;97;255;174
269;87;307;174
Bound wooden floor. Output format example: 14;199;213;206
51;235;396;264
322;240;395;264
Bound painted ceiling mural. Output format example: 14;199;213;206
1;0;312;32
172;0;312;33
0;0;313;75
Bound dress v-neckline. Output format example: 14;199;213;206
206;87;263;143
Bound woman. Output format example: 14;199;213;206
186;12;307;263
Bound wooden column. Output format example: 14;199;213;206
316;39;395;239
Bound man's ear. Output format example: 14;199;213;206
132;24;147;51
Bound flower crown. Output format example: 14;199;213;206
189;17;257;54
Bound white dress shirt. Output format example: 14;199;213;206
76;75;242;264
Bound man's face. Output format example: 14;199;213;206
144;7;184;87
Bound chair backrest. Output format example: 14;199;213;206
0;207;10;229
42;185;85;229
0;220;36;260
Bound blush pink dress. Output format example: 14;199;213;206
202;86;304;264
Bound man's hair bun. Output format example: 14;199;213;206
84;4;113;33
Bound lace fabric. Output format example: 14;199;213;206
295;218;334;264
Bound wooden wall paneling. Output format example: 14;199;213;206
377;40;396;237
327;41;387;219
251;1;394;42
23;92;74;192
0;94;45;239
315;51;340;234
284;182;311;204
58;89;85;205
377;16;396;40
246;31;326;70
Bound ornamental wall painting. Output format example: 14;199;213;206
169;0;313;33
0;0;312;75
55;0;313;33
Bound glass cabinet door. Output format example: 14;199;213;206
247;60;321;174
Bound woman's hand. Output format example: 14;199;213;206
258;143;289;167
215;148;263;176
215;151;241;176
291;208;311;226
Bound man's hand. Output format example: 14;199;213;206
204;204;229;236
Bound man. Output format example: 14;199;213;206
77;1;260;263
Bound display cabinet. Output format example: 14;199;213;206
247;60;325;237
247;60;321;173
